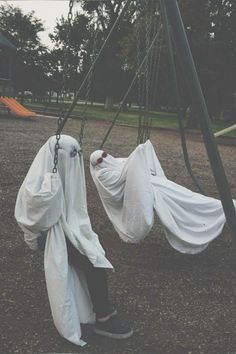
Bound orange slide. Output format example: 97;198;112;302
0;97;36;118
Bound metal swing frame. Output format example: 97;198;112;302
162;0;236;238
54;0;236;239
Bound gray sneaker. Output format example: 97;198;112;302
94;315;133;339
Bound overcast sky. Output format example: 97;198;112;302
0;0;78;48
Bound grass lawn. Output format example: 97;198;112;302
3;99;236;137
25;100;180;127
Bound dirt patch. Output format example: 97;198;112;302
1;115;236;354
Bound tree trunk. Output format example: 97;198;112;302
186;106;199;129
104;95;114;111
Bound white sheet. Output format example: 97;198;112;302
90;140;235;254
15;135;113;346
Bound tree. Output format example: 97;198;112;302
80;0;137;107
180;0;236;121
116;0;236;124
48;11;95;96
207;0;236;119
0;3;51;95
47;1;135;107
0;3;46;66
119;2;167;111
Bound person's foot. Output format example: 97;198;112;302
108;309;118;317
94;315;133;339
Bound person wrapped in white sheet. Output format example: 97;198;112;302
90;140;235;254
15;135;133;346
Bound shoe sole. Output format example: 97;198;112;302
94;328;133;339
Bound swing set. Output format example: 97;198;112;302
51;0;236;240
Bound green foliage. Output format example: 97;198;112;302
1;0;235;123
0;3;52;94
119;0;236;121
78;1;138;100
48;12;91;91
47;1;137;102
180;0;236;119
0;3;46;65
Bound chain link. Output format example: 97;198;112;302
137;0;158;144
137;1;151;144
53;0;74;173
78;1;102;146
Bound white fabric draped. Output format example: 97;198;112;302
15;135;113;346
90;140;235;254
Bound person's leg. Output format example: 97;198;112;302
66;237;112;318
65;237;133;339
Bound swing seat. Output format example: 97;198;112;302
90;140;234;254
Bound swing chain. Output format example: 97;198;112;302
136;8;144;144
137;0;153;144
53;0;74;173
78;2;101;146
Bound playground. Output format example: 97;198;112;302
1;0;236;353
1;114;236;354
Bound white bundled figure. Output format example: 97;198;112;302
15;135;122;346
90;140;234;254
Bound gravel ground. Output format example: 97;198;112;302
0;114;236;354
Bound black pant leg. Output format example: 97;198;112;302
66;237;111;318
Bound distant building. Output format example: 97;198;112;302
0;32;17;96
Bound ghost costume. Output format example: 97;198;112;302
90;140;235;254
15;135;113;346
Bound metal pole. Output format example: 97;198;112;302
163;0;236;237
159;0;206;195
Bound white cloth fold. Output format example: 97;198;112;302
90;140;235;254
15;135;112;346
